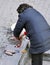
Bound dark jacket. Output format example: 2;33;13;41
14;7;50;54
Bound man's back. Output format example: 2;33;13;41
21;8;50;53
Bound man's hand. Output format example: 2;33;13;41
10;36;22;47
10;36;17;41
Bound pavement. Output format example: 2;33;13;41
43;61;50;65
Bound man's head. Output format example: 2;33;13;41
17;3;32;14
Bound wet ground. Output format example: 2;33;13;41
0;27;28;65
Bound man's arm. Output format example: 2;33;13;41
13;14;25;41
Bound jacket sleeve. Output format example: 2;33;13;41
13;15;25;37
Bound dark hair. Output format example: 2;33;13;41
17;3;32;13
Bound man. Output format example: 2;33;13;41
13;3;50;65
